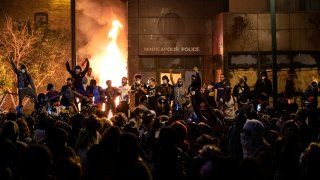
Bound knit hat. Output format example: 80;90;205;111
242;119;265;138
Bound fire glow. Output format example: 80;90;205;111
89;20;127;89
87;19;127;117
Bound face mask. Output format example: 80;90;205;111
50;110;59;117
21;69;26;73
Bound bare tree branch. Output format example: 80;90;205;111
1;15;70;112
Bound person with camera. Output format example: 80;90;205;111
130;74;147;107
254;70;272;112
160;75;174;114
301;80;318;111
146;77;164;111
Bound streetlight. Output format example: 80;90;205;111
71;0;76;69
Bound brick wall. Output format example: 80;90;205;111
0;0;70;29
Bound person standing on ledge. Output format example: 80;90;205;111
9;57;38;112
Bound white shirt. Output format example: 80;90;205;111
223;96;237;120
118;83;131;102
83;74;94;91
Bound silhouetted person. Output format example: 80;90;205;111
240;119;274;180
105;80;120;117
85;126;121;180
214;73;229;109
131;74;147;107
19;144;54;180
9;57;38;112
300;142;320;180
66;58;90;94
116;133;152;180
152;127;189;180
161;75;174;101
233;76;250;109
146;77;164;111
273;120;302;180
254;70;272;109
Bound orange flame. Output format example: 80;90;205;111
88;19;127;118
90;19;127;89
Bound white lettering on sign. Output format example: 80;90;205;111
180;47;200;52
143;46;200;52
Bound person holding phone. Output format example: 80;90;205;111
254;70;272;111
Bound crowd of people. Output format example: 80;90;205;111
1;58;320;180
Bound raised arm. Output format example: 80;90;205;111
194;67;201;89
81;58;90;76
9;57;19;74
214;86;218;102
66;61;73;75
169;69;176;86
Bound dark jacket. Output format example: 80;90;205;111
66;60;90;93
10;59;36;90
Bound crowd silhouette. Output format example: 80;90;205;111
1;60;320;180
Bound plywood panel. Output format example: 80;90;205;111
291;30;319;51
